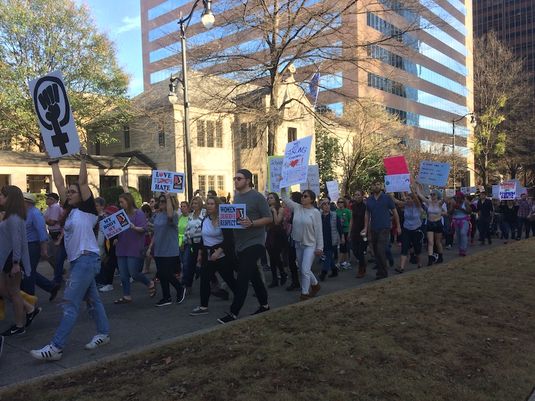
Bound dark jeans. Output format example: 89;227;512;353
321;246;336;273
21;241;56;295
182;243;201;287
230;244;268;316
517;217;531;239
350;236;367;268
96;246;117;286
371;229;390;278
266;243;285;282
53;239;67;284
287;241;299;285
200;255;237;307
154;256;183;300
478;218;492;243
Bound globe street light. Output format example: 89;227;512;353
452;112;477;191
168;0;215;201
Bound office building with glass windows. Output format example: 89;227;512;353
141;0;475;184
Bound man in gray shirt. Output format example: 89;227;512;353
218;169;272;324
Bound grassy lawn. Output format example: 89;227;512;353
2;240;535;401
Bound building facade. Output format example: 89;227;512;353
474;0;535;95
140;0;475;186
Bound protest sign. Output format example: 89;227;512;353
267;156;284;193
460;186;477;195
417;161;451;187
385;173;410;193
491;185;499;200
383;155;409;175
29;70;81;158
100;209;131;239
326;180;340;201
445;189;455;198
219;204;247;229
151;170;185;193
280;136;313;188
499;181;516;200
300;165;320;195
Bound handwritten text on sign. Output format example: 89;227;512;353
151;170;185;193
300;165;320;195
280;136;313;188
29;70;81;158
100;209;131;239
267;156;284;193
219;204;247;229
417;161;451;187
385;174;410;193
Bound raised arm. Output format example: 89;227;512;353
280;187;298;211
78;150;92;201
50;161;67;203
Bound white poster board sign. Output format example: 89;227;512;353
460;186;477;195
100;209;131;239
417;161;451;187
267;156;284;193
280;136;313;188
151;170;185;193
29;70;81;158
219;204;247;229
445;189;455;198
300;165;320;195
492;185;500;200
326;180;340;201
499;182;516;200
385;174;410;193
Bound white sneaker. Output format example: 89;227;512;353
98;284;114;292
85;334;110;350
30;344;63;361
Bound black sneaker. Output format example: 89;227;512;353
156;298;172;307
319;271;327;281
217;313;237;324
2;324;25;336
176;288;186;304
49;283;61;302
190;306;209;316
26;306;42;328
252;305;270;315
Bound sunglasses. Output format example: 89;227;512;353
233;176;245;181
302;194;310;198
337;201;344;204
67;190;79;194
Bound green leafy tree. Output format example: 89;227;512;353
0;0;131;150
315;122;340;192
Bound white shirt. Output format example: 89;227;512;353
63;197;99;262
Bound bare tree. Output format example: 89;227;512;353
152;0;438;156
473;31;535;186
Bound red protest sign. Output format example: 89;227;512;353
383;156;409;175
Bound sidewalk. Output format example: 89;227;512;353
0;240;504;387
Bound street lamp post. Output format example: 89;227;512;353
452;112;477;192
169;0;215;201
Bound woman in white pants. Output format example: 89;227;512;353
281;188;323;301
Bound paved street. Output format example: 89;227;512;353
0;240;504;388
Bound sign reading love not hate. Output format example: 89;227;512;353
151;170;185;193
29;70;81;158
417;161;451;187
280;136;313;188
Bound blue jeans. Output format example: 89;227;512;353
53;240;67;284
21;241;57;295
182;243;200;287
454;219;469;253
321;247;336;273
52;252;109;350
117;256;149;296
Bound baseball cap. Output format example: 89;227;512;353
23;193;36;204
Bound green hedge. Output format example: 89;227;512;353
99;186;142;207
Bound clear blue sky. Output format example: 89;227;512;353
76;0;144;97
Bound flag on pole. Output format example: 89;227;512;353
308;71;320;109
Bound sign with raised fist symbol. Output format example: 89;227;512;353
29;71;80;158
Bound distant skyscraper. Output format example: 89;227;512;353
141;0;475;164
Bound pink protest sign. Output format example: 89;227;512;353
383;156;409;175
